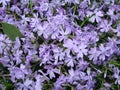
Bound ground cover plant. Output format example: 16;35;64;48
0;0;120;90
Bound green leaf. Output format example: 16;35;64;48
28;0;33;13
110;61;120;67
111;84;119;90
29;0;33;9
80;14;94;27
0;22;22;41
4;83;14;90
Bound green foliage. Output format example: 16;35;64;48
97;32;114;46
0;22;22;41
4;83;14;90
28;0;33;12
43;84;53;90
111;84;119;90
110;61;120;67
80;14;94;27
109;57;120;67
43;81;54;90
0;79;14;90
0;64;14;90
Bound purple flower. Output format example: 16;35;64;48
21;15;30;25
89;47;101;64
59;27;71;41
20;0;29;5
76;84;85;90
40;3;49;12
0;56;10;66
9;67;25;82
98;44;112;61
63;39;75;49
35;75;43;90
106;8;118;20
76;43;88;59
30;13;40;29
63;39;80;53
0;84;3;90
87;10;103;23
98;20;112;32
23;79;34;89
54;75;67;90
114;24;120;36
113;67;120;85
65;56;75;67
0;0;120;89
53;47;65;64
37;22;51;39
0;0;10;6
13;50;23;64
45;65;60;79
77;60;89;71
78;8;86;21
10;5;21;14
13;38;21;50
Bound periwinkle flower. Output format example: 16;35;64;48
68;68;75;79
35;75;43;90
59;27;71;41
77;60;89;71
52;46;65;64
107;38;120;55
47;67;60;79
0;0;10;7
0;7;6;17
76;84;85;90
65;56;75;67
0;84;3;90
98;20;112;32
89;47;101;64
20;0;29;5
104;0;115;5
67;69;80;84
13;50;23;64
40;50;52;64
40;3;49;12
23;79;34;89
78;8;86;21
10;5;21;14
37;22;51;39
87;10;103;23
76;43;88;59
81;31;99;44
13;38;21;50
54;75;67;90
0;0;120;89
113;67;120;85
80;0;88;9
9;67;25;82
63;39;79;51
30;13;40;29
98;44;113;61
21;15;30;25
114;25;120;36
0;41;6;54
106;8;117;20
0;56;10;66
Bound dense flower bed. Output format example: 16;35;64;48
0;0;120;90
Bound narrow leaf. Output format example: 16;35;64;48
110;61;120;67
80;14;94;27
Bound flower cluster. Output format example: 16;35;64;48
0;0;120;90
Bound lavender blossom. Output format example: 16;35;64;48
0;0;120;89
